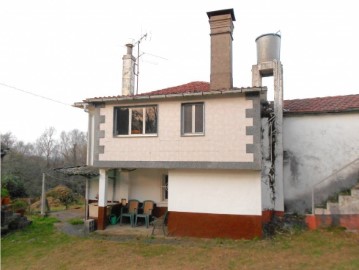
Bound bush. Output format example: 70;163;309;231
12;199;28;210
2;174;27;198
1;187;9;198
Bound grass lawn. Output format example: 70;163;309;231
1;215;359;270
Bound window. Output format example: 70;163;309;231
114;105;157;136
161;175;168;201
181;103;204;135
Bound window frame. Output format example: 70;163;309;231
181;102;205;136
113;105;158;137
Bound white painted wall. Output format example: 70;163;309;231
283;113;359;213
129;169;167;203
98;95;254;163
169;169;262;215
88;169;167;204
260;117;274;211
89;177;99;200
89;175;115;201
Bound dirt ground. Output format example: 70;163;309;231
50;208;164;241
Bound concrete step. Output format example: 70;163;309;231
326;202;340;214
314;208;330;215
314;182;359;215
338;194;359;214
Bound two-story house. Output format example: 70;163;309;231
76;9;267;239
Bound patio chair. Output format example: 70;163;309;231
119;199;139;227
151;211;168;236
135;200;155;228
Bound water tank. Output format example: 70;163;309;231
255;33;281;64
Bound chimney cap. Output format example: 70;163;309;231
207;8;235;21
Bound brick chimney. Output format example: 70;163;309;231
207;9;235;90
122;43;136;96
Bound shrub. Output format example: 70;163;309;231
1;187;9;198
2;174;27;198
12;199;28;210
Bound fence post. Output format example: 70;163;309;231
41;173;46;216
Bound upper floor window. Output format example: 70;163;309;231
114;105;157;136
181;103;204;135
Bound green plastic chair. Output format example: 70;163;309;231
119;199;139;227
135;200;155;228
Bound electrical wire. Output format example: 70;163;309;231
0;82;72;107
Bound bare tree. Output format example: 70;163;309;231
36;127;58;168
59;129;87;166
2;128;88;197
1;132;16;149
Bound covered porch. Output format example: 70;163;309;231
93;168;168;230
54;166;168;231
56;166;264;239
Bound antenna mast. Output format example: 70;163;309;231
134;33;148;94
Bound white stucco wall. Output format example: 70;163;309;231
89;175;116;201
98;95;254;163
128;169;167;203
283;113;359;212
168;169;262;215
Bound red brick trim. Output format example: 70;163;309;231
306;214;359;230
262;210;285;223
153;206;168;218
97;206;107;230
168;211;262;239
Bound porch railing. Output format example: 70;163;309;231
311;157;359;214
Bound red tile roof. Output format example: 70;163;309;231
83;81;359;114
284;94;359;114
87;81;211;101
139;81;210;96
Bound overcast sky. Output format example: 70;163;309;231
1;0;358;143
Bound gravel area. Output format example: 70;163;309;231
50;208;88;237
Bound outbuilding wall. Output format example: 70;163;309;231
283;113;359;213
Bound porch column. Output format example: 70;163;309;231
97;169;108;230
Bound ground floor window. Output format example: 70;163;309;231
161;175;168;201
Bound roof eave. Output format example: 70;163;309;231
284;108;359;115
81;87;267;104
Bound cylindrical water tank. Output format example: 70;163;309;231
255;33;281;64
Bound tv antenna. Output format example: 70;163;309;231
134;33;148;95
133;32;168;94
